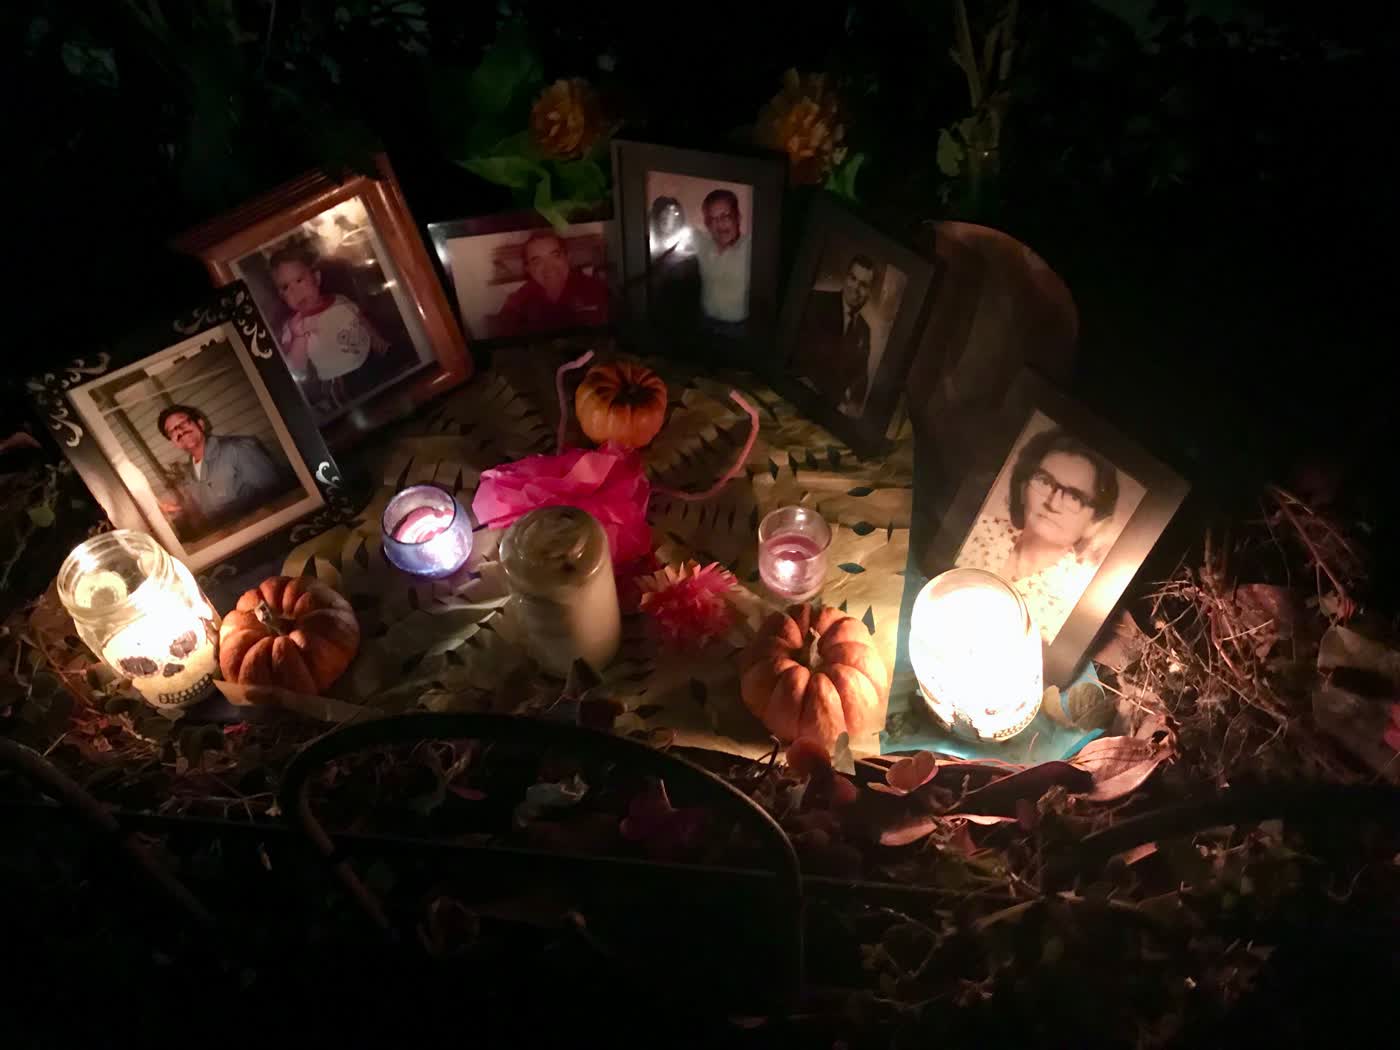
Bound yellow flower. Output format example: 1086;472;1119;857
529;78;604;159
755;70;848;185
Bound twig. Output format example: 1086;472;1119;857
1267;486;1352;609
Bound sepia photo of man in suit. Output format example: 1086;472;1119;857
795;254;876;415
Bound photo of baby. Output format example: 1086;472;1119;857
234;197;435;423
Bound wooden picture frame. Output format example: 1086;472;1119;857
427;205;615;347
172;154;471;448
774;192;938;459
923;370;1189;686
611;140;784;362
26;284;357;580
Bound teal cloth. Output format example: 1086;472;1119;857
880;660;1105;763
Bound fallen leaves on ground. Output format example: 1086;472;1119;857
1069;730;1177;801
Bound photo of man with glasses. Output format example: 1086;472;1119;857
155;404;287;535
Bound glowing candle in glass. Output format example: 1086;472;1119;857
57;531;220;711
382;484;473;578
758;505;832;602
909;567;1043;742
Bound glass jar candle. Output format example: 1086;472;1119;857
908;568;1043;742
500;506;621;676
757;505;831;602
57;531;220;711
382;484;473;578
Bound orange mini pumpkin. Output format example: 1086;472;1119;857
739;604;890;754
218;576;360;695
574;360;668;448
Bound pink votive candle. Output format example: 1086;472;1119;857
381;484;473;578
758;505;832;602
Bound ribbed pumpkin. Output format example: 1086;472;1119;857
574;360;668;448
218;576;360;694
738;604;890;754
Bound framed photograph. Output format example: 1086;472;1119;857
427;208;613;345
27;285;353;576
612;140;784;358
775;193;938;458
924;371;1189;686
172;154;471;447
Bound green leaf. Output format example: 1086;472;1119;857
824;152;866;202
27;505;55;528
468;26;544;118
936;129;965;177
554;158;608;204
533;172;570;229
460;154;545;190
489;129;540;159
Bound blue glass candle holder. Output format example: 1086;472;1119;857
381;484;473;578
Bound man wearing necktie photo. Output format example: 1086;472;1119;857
795;253;876;415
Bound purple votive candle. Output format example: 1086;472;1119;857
382;484;473;578
758;505;832;602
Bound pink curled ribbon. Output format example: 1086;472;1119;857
552;349;759;502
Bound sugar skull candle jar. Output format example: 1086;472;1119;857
57;531;220;711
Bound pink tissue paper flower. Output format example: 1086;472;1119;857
636;560;737;648
1384;702;1400;754
472;443;653;565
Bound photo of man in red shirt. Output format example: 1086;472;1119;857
488;230;610;338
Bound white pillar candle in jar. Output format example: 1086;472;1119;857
500;506;621;676
909;567;1043;742
57;531;220;711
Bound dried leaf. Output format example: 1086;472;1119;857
1090;610;1146;671
878;816;940;847
1231;583;1299;659
514;774;589;826
619;778;707;860
1120;842;1158;866
213;681;379;724
1318;625;1400;682
1069;734;1176;801
959;813;1016;826
881;751;939;795
787;737;832;778
951;761;1092;817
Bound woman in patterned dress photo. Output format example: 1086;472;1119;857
954;418;1145;642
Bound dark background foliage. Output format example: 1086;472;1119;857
6;0;1399;587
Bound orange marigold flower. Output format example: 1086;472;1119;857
755;69;848;185
529;77;604;159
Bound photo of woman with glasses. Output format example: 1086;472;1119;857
955;416;1146;642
